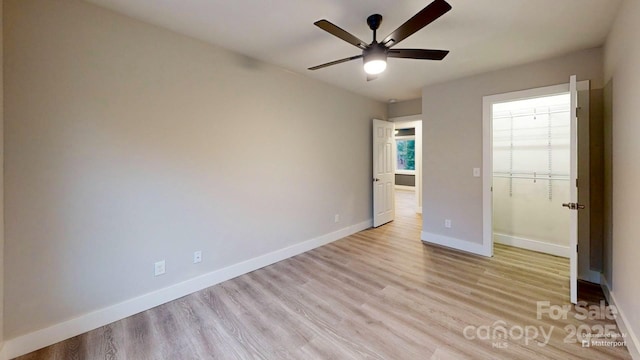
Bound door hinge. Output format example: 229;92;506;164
576;178;578;188
576;244;578;253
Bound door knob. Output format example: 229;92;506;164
373;178;380;182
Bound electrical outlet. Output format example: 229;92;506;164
445;219;452;228
334;214;340;223
473;168;481;177
154;260;166;276
193;251;202;264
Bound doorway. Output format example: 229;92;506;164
483;78;589;304
391;116;423;215
491;93;572;257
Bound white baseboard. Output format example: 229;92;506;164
3;220;372;359
601;275;640;360
421;231;491;257
493;233;570;258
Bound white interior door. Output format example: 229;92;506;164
566;75;579;304
373;119;395;227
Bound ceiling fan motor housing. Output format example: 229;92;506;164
363;43;388;63
363;43;388;74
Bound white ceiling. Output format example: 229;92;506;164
85;0;622;102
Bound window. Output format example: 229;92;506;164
396;137;415;172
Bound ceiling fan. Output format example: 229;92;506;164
308;0;452;80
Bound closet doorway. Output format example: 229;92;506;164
483;77;590;303
491;93;572;257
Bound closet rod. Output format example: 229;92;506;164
492;174;569;181
493;108;569;120
493;124;569;132
493;171;568;176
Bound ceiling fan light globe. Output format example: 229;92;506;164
364;59;387;75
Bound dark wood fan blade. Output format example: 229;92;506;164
388;49;449;60
314;20;368;49
381;0;452;48
308;54;363;70
367;74;378;81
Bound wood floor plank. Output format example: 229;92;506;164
121;311;158;360
14;190;631;359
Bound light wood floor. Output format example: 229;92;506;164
16;190;630;359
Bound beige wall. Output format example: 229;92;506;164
4;0;385;339
0;0;4;349
603;0;640;356
388;98;421;118
422;47;603;245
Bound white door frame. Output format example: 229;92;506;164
482;81;589;258
390;115;423;214
483;83;570;257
